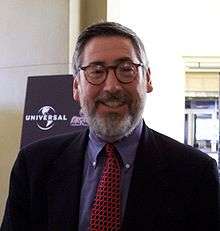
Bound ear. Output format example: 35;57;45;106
145;67;153;93
72;76;80;102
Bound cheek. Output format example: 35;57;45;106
127;85;141;100
79;86;99;107
128;86;145;107
84;88;99;102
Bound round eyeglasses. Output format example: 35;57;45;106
79;61;144;85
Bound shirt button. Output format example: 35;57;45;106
92;161;96;167
125;163;130;169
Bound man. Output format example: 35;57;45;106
1;22;219;231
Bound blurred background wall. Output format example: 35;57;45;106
0;0;70;222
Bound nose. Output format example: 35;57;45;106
102;69;123;92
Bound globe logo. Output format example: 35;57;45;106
37;106;56;130
25;105;68;130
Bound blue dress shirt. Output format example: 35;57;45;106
78;120;144;230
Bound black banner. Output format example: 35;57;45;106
20;75;87;148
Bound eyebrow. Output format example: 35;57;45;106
86;57;133;66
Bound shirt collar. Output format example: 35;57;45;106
87;120;144;168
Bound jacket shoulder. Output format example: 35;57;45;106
147;127;216;165
17;129;89;170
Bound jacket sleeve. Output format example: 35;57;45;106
190;158;220;231
0;151;30;230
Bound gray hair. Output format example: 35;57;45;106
72;22;149;76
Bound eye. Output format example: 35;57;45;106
89;65;105;74
118;62;135;74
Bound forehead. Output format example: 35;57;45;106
80;36;138;65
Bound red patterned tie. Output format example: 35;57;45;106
89;144;121;231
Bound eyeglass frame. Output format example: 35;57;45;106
78;61;145;85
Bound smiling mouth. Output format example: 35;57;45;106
100;101;126;108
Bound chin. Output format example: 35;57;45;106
90;113;137;142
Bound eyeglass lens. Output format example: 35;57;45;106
83;61;139;85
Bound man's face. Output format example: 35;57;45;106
73;36;151;142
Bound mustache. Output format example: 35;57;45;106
95;91;131;105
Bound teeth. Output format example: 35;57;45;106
103;101;124;107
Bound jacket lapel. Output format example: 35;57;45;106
122;125;170;231
46;129;89;231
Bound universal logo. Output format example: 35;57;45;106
25;106;67;130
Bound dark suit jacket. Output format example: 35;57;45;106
1;124;219;231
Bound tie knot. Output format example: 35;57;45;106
105;143;115;158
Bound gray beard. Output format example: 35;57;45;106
82;101;145;142
79;89;146;142
88;112;137;142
